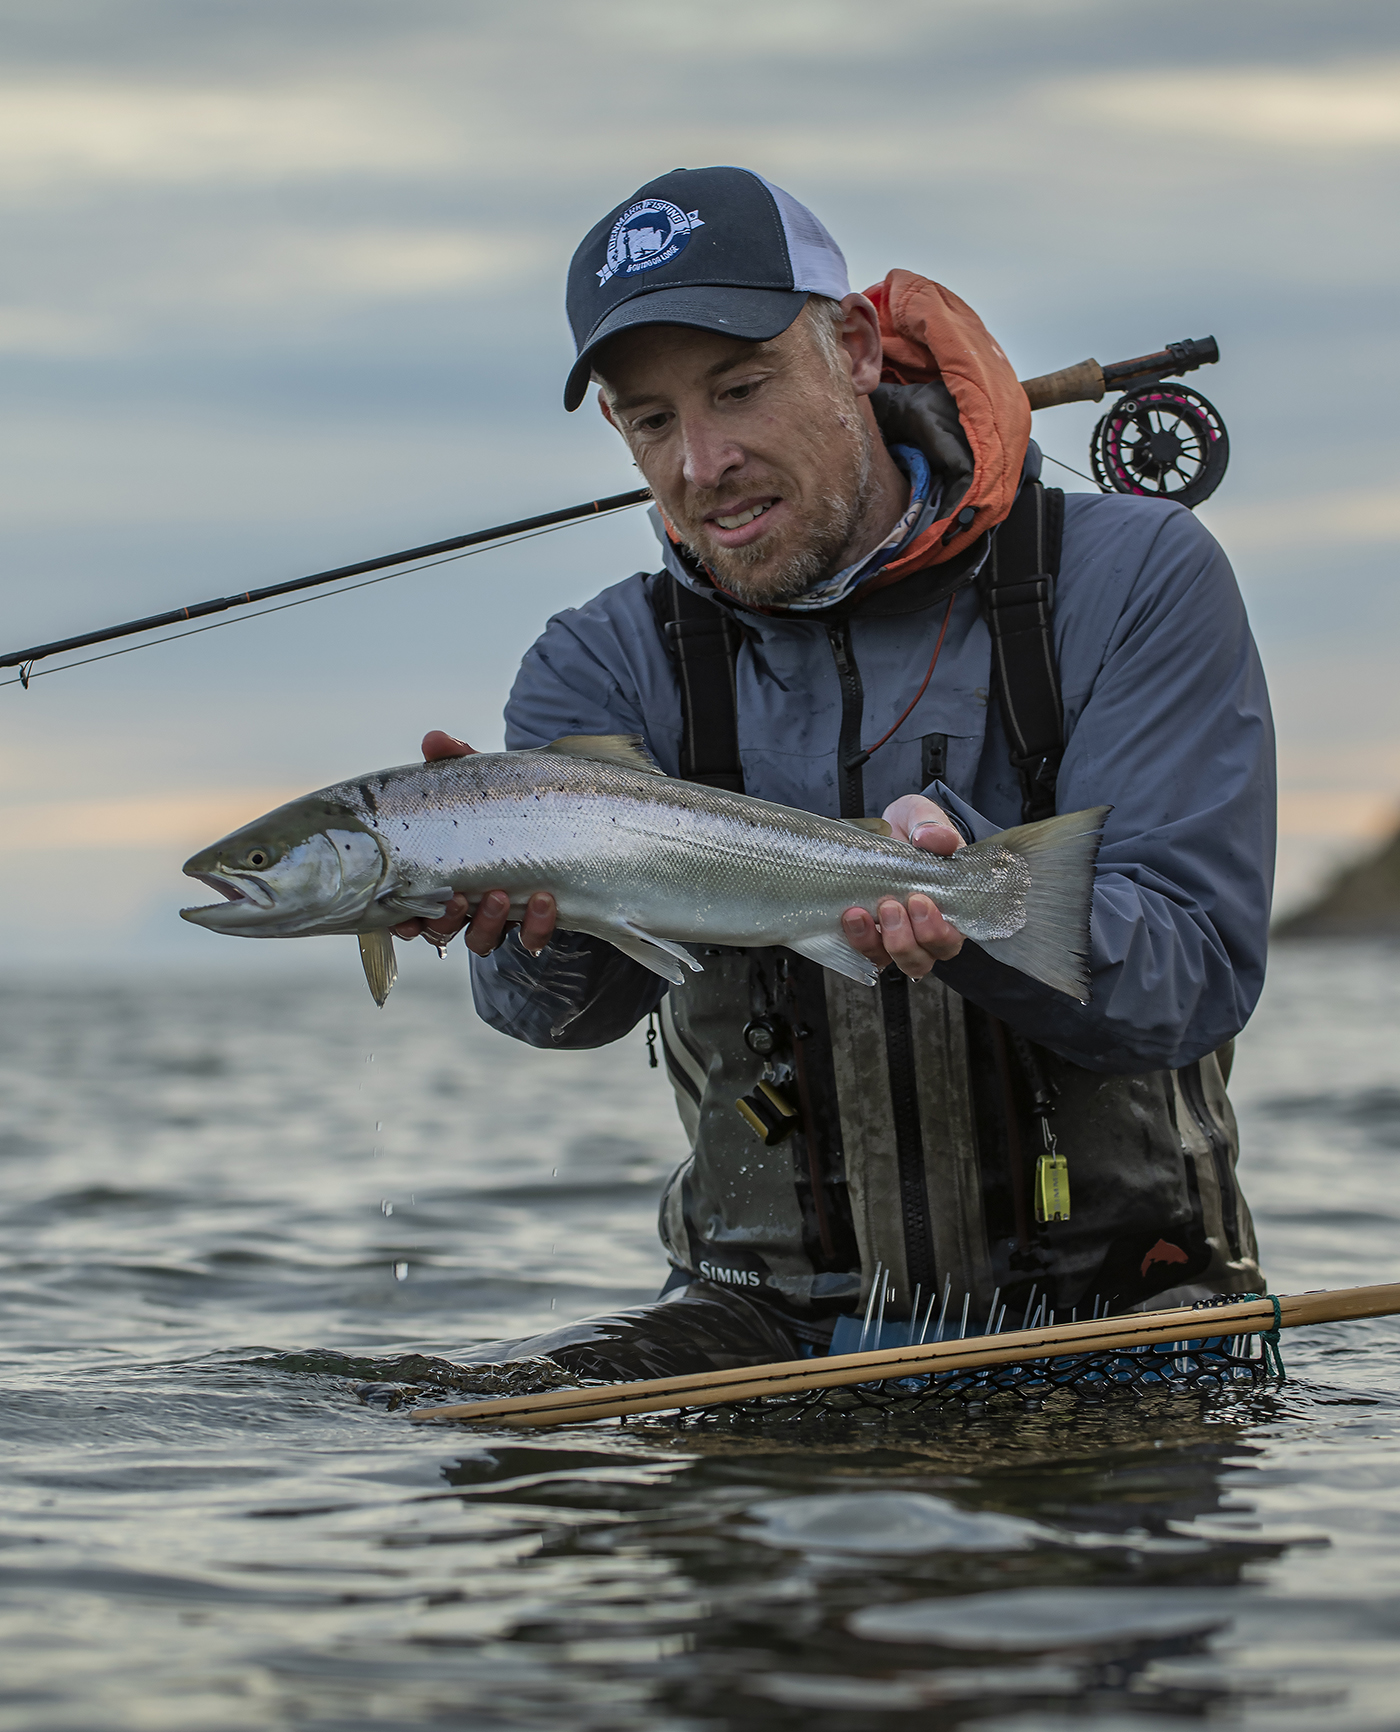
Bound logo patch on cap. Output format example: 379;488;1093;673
597;199;704;286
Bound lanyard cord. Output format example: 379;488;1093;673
849;593;956;770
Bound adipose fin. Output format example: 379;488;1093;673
358;929;398;1007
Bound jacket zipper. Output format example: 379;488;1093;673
827;621;866;821
826;620;939;1303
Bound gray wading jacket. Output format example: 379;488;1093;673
470;405;1275;1330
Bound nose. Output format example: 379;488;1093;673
678;412;746;493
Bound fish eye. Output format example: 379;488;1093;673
243;848;271;869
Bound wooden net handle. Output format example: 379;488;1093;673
409;1282;1400;1429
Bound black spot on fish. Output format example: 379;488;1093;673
402;821;409;830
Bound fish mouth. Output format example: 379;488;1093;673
181;870;275;914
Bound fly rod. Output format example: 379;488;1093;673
409;1281;1400;1428
0;485;653;677
0;334;1226;690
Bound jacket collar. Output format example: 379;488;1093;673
653;270;1031;619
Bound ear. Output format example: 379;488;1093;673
839;292;885;398
597;387;619;430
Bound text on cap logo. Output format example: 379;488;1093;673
597;199;704;286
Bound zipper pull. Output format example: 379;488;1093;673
1033;1116;1070;1222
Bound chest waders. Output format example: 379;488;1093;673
647;482;1262;1338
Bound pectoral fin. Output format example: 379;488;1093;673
785;931;882;988
376;886;454;920
604;921;704;985
542;735;665;775
358;929;398;1007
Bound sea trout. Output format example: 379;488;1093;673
181;734;1107;1006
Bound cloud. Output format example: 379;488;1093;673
0;305;116;354
0;79;458;191
1277;789;1398;839
1200;488;1400;552
2;789;301;851
219;225;553;304
1060;61;1400;149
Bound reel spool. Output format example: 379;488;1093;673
1090;382;1229;509
1019;335;1229;510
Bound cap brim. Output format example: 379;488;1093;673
564;284;808;410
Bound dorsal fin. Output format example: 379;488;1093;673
542;735;665;775
842;816;894;836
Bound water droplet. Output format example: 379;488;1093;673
550;1298;556;1310
551;1167;558;1177
375;1121;382;1132
381;1200;393;1216
393;1261;408;1281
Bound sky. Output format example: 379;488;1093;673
1;0;1397;970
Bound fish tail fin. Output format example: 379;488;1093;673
970;806;1108;1002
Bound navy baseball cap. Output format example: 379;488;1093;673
563;166;850;410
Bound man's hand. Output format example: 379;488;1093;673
391;732;558;956
841;794;966;981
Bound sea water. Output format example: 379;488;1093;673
3;940;1400;1731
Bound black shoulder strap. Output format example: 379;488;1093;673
979;481;1065;822
647;573;745;792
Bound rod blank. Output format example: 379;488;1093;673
0;486;652;673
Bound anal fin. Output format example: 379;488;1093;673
358;929;398;1007
785;930;882;988
604;921;704;986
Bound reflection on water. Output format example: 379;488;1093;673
2;941;1400;1729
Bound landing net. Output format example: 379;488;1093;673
662;1329;1269;1428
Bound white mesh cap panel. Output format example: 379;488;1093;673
759;175;850;300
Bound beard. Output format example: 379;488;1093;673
676;415;876;608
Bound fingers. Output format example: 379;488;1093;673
462;890;511;956
393;889;558;957
841;894;965;982
421;731;476;762
517;892;557;955
392;890;471;943
875;894;964;978
841;906;892;971
882;793;964;855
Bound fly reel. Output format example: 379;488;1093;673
1020;335;1229;510
1090;382;1228;509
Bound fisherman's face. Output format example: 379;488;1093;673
594;299;890;606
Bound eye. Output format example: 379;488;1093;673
243;848;271;869
635;411;670;433
724;382;753;401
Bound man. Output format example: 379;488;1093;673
398;167;1274;1380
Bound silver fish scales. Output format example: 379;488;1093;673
181;734;1106;1006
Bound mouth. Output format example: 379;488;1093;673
181;870;275;914
704;496;783;548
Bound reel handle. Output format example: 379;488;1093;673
1020;336;1218;411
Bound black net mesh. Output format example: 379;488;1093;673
659;1297;1279;1428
